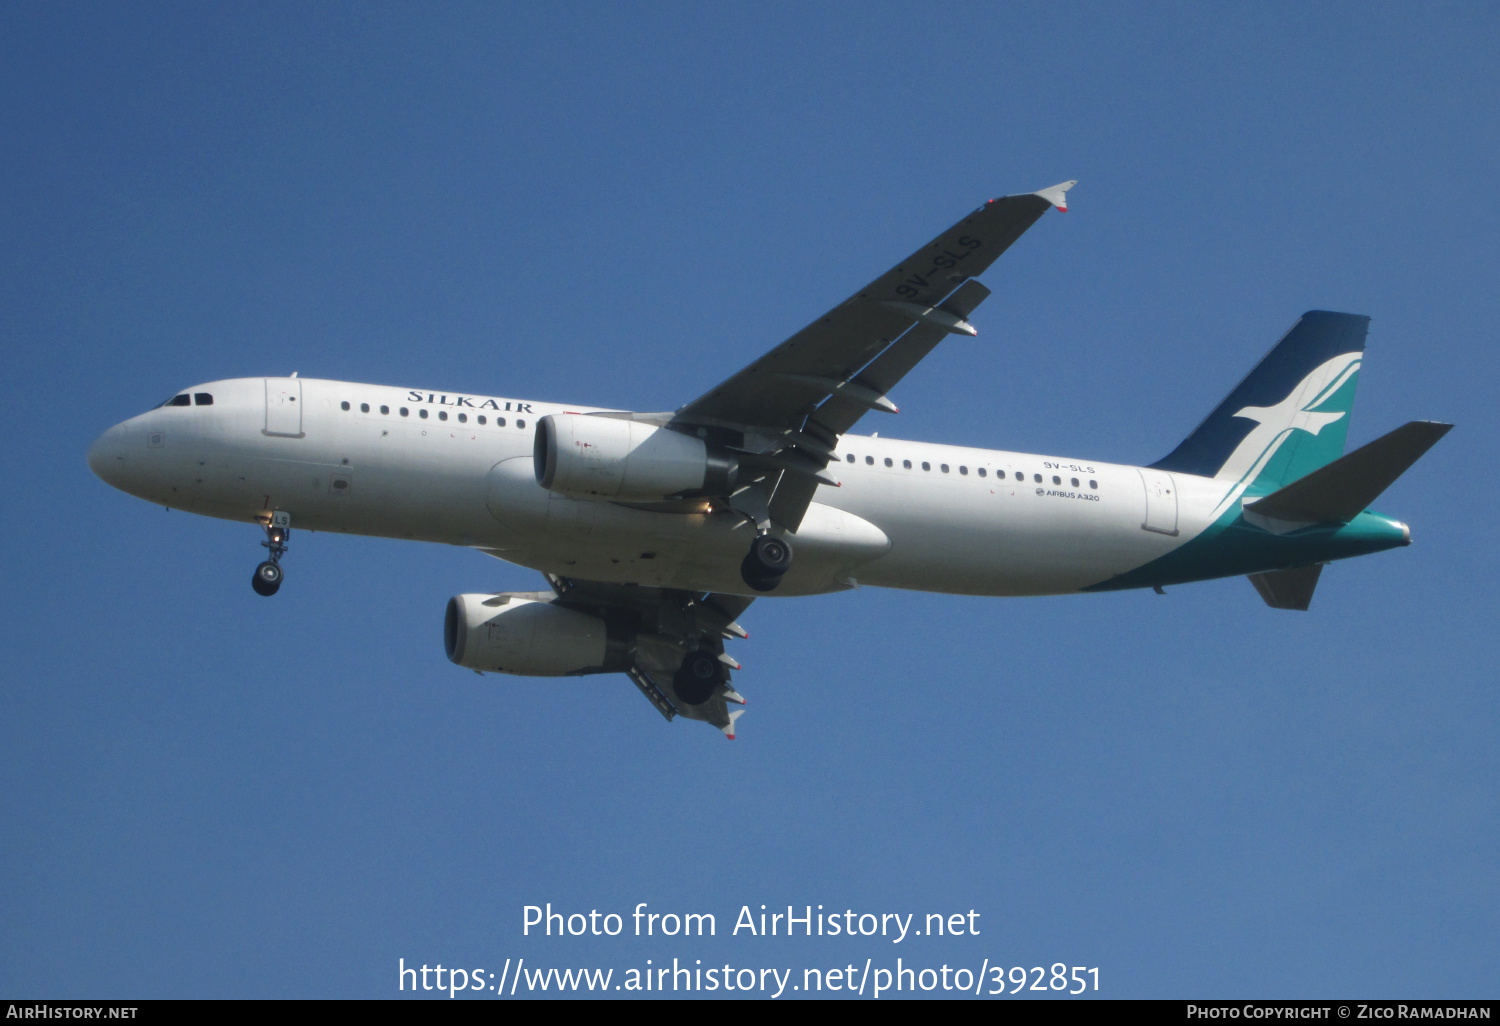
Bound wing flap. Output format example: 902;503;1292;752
766;468;819;532
632;632;740;735
810;279;993;438
546;575;752;735
766;280;996;530
627;666;677;721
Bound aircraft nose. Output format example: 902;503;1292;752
87;423;130;487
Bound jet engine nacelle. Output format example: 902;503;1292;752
534;413;736;500
444;593;632;676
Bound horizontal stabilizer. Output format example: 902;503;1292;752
1244;421;1452;524
1248;564;1323;611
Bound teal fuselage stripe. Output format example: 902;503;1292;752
1084;508;1409;592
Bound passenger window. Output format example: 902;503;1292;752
922;462;931;471
959;466;968;475
194;393;213;406
496;417;506;427
847;454;855;463
517;419;526;429
1071;477;1079;487
419;409;429;419
169;394;191;407
940;464;950;473
903;460;912;469
996;470;1005;480
477;415;487;425
1052;475;1061;485
1089;480;1098;489
884;457;893;467
865;455;874;465
1034;473;1042;483
457;413;466;423
341;401;350;411
360;403;370;413
380;405;389;415
977;468;986;477
438;411;448;421
400;407;409;416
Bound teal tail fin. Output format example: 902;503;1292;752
1153;311;1368;494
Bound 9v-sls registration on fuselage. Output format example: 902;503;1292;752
88;183;1450;737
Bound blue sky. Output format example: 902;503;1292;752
2;2;1496;999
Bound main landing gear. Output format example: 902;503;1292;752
740;533;793;592
673;649;725;706
252;513;290;597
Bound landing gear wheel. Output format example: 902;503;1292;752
673;650;723;705
252;560;283;596
740;534;793;592
253;515;290;597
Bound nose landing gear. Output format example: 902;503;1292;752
252;513;290;596
252;559;283;595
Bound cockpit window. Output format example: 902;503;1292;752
194;393;213;406
164;394;191;407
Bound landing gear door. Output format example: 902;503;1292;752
1138;468;1179;536
264;378;304;437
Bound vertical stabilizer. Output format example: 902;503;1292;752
1152;311;1368;494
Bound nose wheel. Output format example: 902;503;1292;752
252;515;290;596
252;560;283;596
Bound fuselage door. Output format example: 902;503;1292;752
264;378;304;437
1138;468;1179;536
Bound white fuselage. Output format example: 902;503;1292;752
90;377;1220;598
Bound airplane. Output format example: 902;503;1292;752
87;181;1451;738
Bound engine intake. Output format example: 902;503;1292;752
444;593;633;676
534;413;736;501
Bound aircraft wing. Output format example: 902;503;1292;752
674;182;1074;431
546;575;752;738
671;182;1073;530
